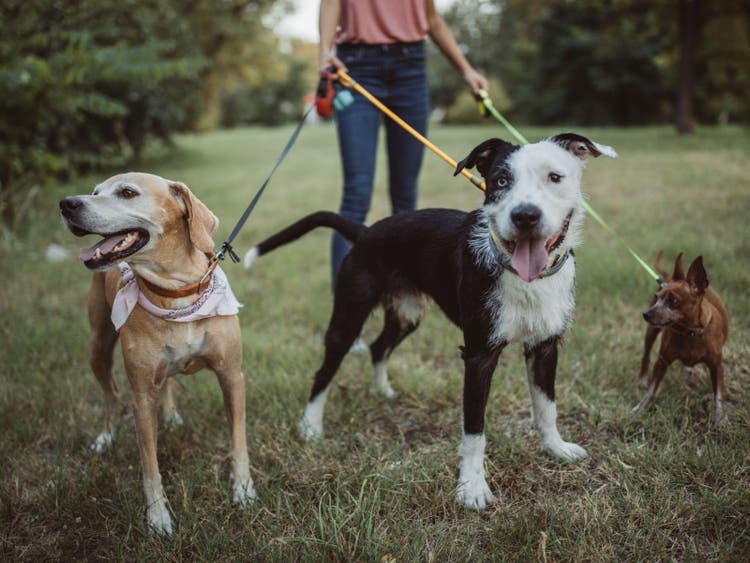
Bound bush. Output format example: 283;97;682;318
0;1;205;225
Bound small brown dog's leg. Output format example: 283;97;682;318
639;325;661;388
633;356;671;413
708;360;726;425
88;273;121;453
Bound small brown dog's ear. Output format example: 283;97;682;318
672;252;685;281
170;181;219;254
455;138;514;178
686;256;709;294
549;133;618;160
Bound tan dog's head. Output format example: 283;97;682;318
59;172;218;270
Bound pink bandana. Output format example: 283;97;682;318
110;262;241;331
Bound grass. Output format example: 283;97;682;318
1;123;749;561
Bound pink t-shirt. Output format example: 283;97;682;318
336;0;429;45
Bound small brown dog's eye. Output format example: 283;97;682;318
666;295;679;308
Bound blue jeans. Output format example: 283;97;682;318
331;41;429;287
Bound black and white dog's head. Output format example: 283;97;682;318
456;133;617;282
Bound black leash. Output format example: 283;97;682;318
214;104;314;264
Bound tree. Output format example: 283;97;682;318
676;0;699;134
524;0;671;126
0;0;208;225
178;0;288;131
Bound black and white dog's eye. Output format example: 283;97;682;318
548;173;563;183
496;176;509;188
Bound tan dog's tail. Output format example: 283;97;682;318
244;211;366;269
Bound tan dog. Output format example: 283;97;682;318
60;173;254;536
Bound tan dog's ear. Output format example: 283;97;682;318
169;181;219;254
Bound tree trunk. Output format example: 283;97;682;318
676;0;698;135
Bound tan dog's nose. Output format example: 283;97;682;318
60;197;83;216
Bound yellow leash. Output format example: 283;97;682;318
336;69;485;191
335;69;662;285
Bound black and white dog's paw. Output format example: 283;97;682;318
544;438;588;462
456;477;495;510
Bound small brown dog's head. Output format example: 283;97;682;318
643;253;709;327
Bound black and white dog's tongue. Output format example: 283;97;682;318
511;238;549;282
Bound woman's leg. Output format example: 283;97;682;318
384;43;429;215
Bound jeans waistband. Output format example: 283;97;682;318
336;40;424;56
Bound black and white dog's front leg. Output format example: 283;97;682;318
524;336;587;461
456;345;503;510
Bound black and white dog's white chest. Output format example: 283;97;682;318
485;260;576;347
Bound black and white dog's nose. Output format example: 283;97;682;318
59;197;83;215
511;204;542;231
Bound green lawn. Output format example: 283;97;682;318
1;123;749;561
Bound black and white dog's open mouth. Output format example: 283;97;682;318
497;210;573;282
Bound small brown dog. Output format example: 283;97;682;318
634;251;729;424
60;173;255;536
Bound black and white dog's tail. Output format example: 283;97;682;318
243;211;365;268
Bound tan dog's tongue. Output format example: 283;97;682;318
511;238;549;282
78;233;128;262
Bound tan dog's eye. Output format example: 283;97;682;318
120;187;138;199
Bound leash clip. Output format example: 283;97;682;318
215;242;240;264
198;253;222;293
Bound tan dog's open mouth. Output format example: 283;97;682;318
76;228;150;269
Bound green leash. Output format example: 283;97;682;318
475;90;664;286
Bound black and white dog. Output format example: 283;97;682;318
244;133;616;509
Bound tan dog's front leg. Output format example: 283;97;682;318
133;388;173;536
88;272;122;453
215;368;256;506
161;378;184;429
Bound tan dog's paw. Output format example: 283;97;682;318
232;479;257;507
147;503;173;537
164;411;184;430
91;431;114;454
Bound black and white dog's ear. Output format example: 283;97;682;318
455;138;514;177
549;133;618;160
